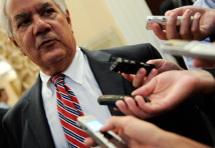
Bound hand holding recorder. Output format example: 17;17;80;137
110;57;155;76
77;115;128;148
146;16;188;30
127;69;215;119
97;95;150;108
122;59;183;88
151;6;215;41
85;116;210;148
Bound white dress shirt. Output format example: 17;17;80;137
0;102;10;109
40;47;111;148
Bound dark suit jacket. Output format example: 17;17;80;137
0;108;9;148
2;44;213;147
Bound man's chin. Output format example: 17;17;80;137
46;56;64;65
44;48;66;64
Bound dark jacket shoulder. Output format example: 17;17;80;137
101;43;162;62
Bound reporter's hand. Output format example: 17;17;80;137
194;58;215;67
152;6;215;41
85;116;166;148
123;59;183;88
117;70;215;119
84;116;211;148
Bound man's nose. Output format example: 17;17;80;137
33;17;51;36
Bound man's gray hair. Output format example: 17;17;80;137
0;0;68;38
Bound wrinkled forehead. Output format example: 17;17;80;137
5;0;57;22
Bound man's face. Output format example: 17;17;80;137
6;0;76;75
0;90;9;103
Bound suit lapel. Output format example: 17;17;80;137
81;48;124;95
81;48;125;116
23;77;55;148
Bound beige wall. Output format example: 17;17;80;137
65;0;127;46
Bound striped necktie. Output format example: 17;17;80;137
51;74;89;148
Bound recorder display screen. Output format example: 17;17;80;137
85;119;103;131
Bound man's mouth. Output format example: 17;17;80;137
39;39;56;49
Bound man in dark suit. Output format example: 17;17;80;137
2;45;163;148
0;0;163;147
0;0;212;147
0;108;9;148
0;89;10;148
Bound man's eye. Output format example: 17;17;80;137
44;9;54;15
18;19;30;28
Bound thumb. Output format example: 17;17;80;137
132;78;156;96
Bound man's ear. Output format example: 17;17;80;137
9;37;26;56
65;10;74;34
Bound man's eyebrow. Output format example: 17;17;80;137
14;3;53;22
14;12;29;22
38;2;53;11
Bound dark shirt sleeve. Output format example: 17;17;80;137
210;34;215;42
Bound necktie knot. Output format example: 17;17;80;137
51;74;65;86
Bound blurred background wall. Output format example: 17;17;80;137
0;0;180;107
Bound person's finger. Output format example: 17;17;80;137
132;78;156;96
165;7;198;16
180;9;193;40
165;10;172;16
191;12;202;40
147;59;183;73
135;96;156;118
146;59;165;69
133;68;147;88
143;69;158;85
166;12;181;39
152;23;167;40
146;59;165;73
84;137;97;147
125;96;151;119
100;116;128;132
122;73;135;82
193;58;215;67
113;107;120;111
136;96;168;116
115;100;136;116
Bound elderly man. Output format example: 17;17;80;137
0;0;212;147
0;0;162;147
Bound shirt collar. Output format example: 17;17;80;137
40;46;84;88
0;102;10;109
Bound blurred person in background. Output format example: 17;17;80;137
0;89;10;109
0;89;9;148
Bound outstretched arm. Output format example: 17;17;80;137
84;116;211;148
117;70;215;119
